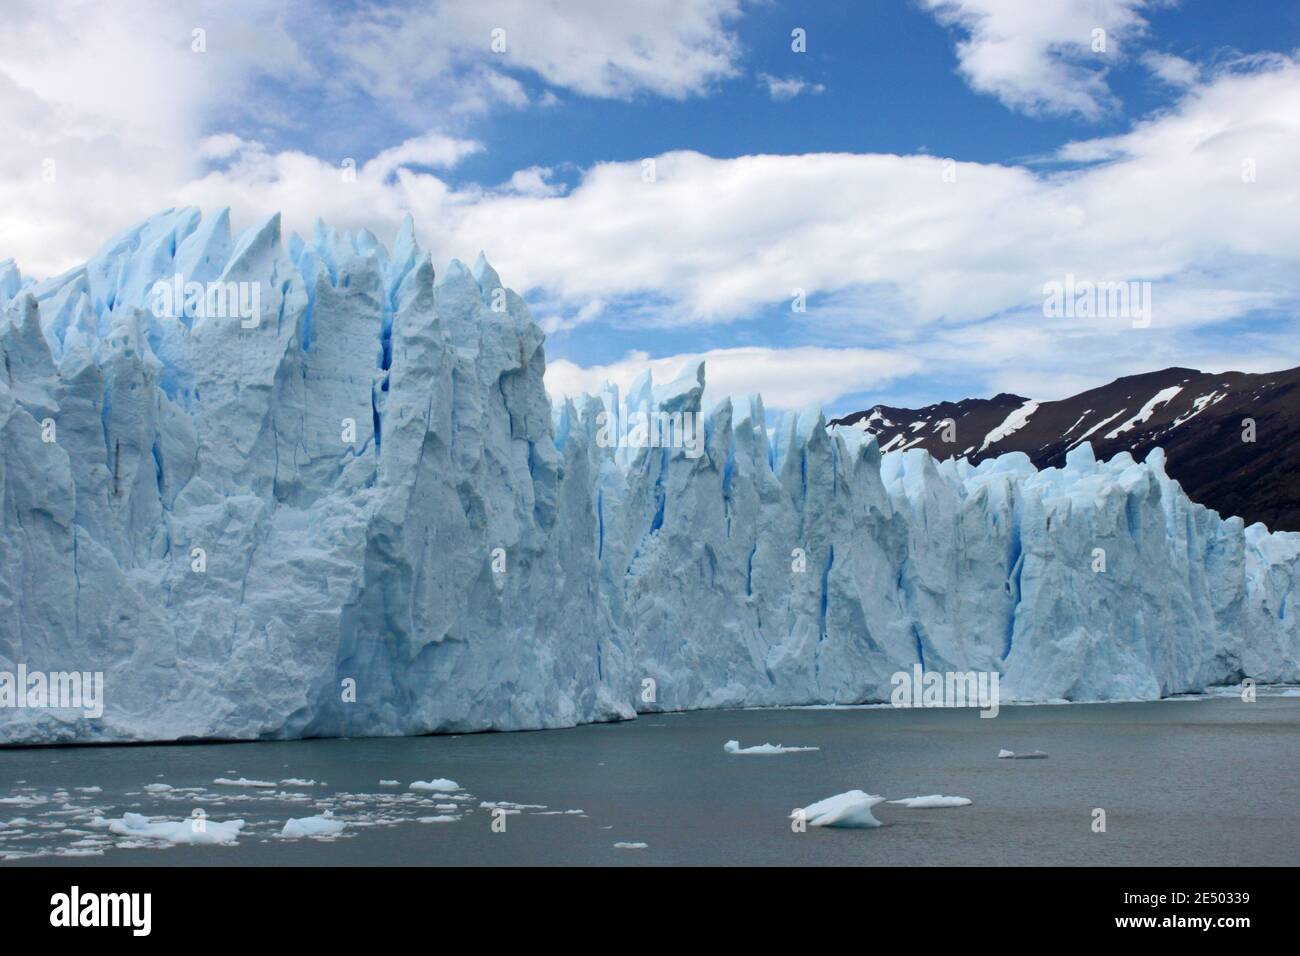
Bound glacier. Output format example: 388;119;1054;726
1;208;1298;744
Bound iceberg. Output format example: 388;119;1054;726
280;812;346;839
101;812;245;845
723;739;819;754
888;795;972;808
1;208;1298;745
793;790;886;828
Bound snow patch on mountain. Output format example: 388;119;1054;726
1105;386;1183;440
980;400;1038;451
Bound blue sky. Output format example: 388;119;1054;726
4;0;1300;416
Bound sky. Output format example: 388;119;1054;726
2;0;1299;417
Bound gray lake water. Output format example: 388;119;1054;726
2;694;1297;866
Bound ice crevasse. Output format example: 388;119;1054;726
0;208;1297;744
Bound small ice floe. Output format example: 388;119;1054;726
724;739;819;755
75;786;103;794
212;777;277;788
409;779;461;792
378;780;401;787
279;778;318;787
103;812;245;845
416;815;458;824
0;795;45;806
793;790;886;828
888;795;972;808
143;783;174;793
997;750;1048;759
614;842;647;849
280;812;346;839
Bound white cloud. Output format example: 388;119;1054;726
0;0;745;274
502;166;564;197
365;133;485;176
1142;50;1199;88
545;346;920;411
758;73;826;101
919;0;1156;119
436;58;1300;336
333;0;745;110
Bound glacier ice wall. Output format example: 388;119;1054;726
1;208;1297;743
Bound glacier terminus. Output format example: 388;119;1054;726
1;208;1297;744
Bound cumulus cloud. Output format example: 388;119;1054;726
758;73;826;101
333;0;745;107
919;0;1156;119
1142;50;1199;88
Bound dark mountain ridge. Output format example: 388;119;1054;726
829;365;1300;532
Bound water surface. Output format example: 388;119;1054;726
2;695;1296;866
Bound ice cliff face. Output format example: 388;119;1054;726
1;209;1297;743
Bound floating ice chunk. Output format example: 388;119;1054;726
75;786;103;794
143;783;174;792
416;815;458;824
213;777;277;788
378;780;401;787
279;778;318;787
409;779;461;792
724;739;819;754
280;812;346;839
106;812;245;845
998;750;1048;759
997;749;1014;758
888;795;972;808
614;842;648;849
793;790;886;828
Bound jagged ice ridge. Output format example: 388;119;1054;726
1;209;1297;743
